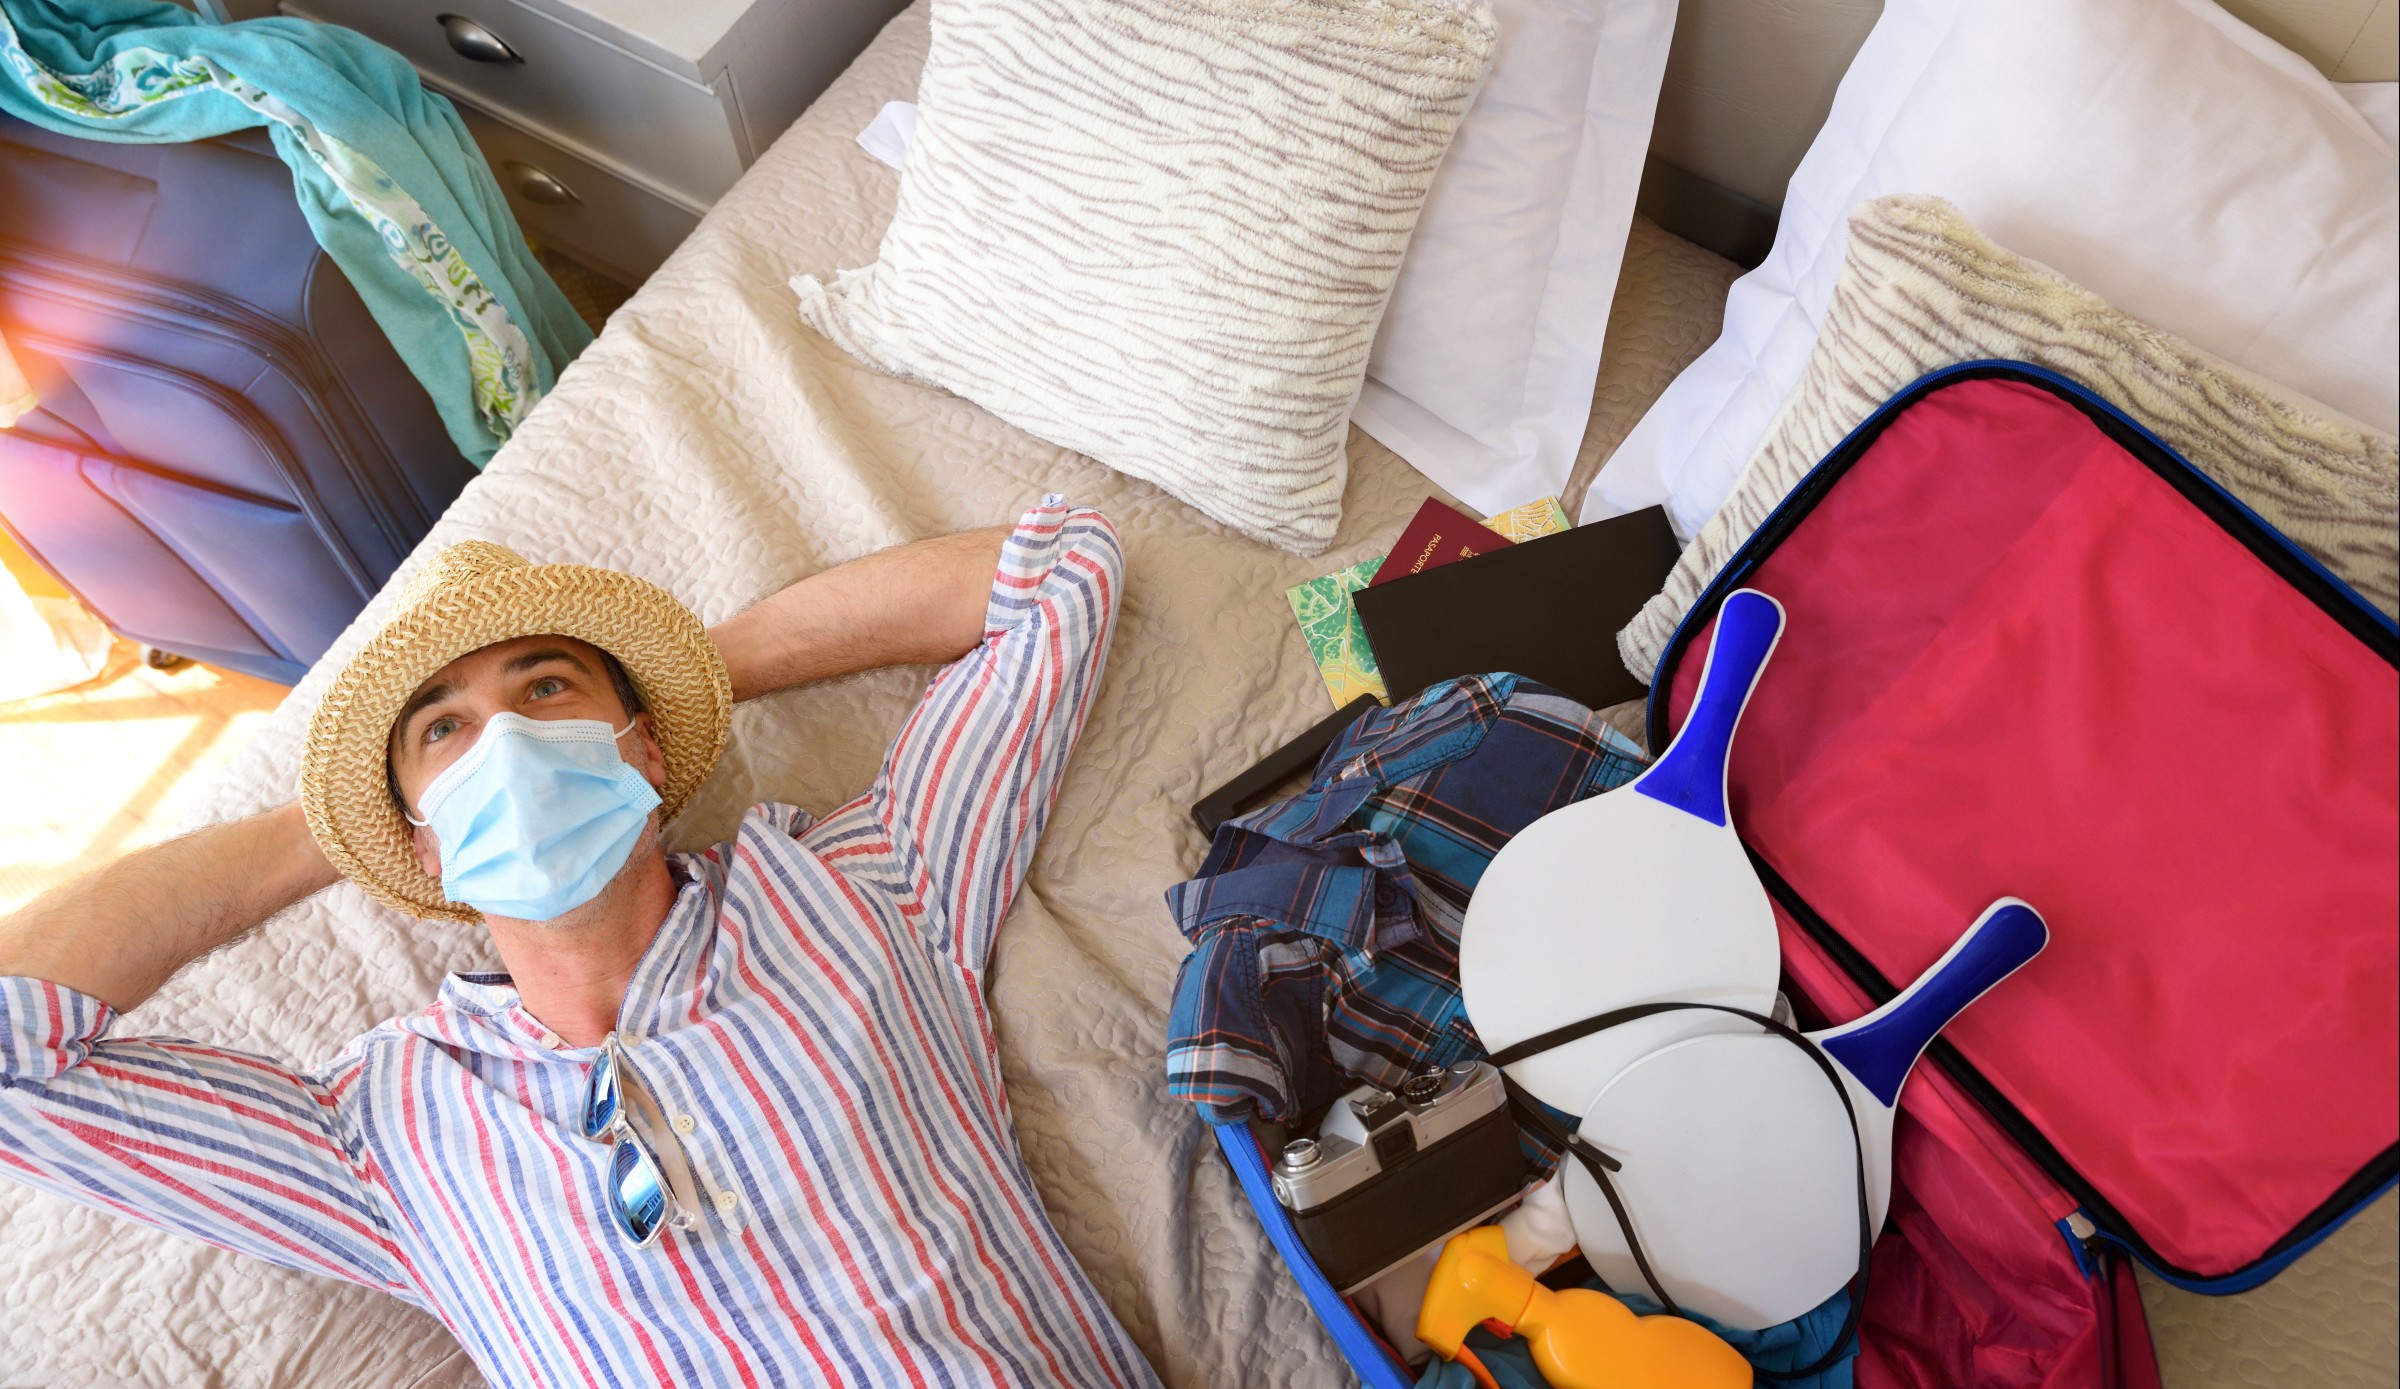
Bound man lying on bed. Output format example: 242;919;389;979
0;497;1163;1388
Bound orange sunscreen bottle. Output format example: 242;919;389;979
1415;1227;1753;1389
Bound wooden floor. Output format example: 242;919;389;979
0;535;289;913
0;639;288;912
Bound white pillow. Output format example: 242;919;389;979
797;0;1496;554
1348;0;1678;514
2338;81;2398;148
1582;0;2400;537
850;0;1678;519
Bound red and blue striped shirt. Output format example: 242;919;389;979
0;500;1160;1388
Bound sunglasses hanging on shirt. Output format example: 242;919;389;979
580;1032;702;1248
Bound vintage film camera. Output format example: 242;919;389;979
1270;1060;1527;1291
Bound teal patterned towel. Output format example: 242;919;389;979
0;0;591;465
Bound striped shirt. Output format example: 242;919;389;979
0;500;1161;1388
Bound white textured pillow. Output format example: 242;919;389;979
1618;194;2400;682
793;0;1498;554
1581;0;2400;537
839;0;1675;521
1348;0;1678;515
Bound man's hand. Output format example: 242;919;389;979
709;526;1011;703
0;803;339;1013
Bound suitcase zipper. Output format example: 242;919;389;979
12;326;378;602
0;242;427;550
0;243;339;391
2060;1210;2102;1278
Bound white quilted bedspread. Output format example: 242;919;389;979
0;7;1744;1385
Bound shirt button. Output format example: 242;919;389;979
672;1114;697;1135
714;1189;740;1214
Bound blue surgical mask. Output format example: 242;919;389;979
406;712;662;920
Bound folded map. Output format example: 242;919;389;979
1286;497;1571;707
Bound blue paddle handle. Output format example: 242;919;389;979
1634;589;1785;826
1820;899;2050;1107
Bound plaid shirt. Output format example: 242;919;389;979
1164;674;1646;1128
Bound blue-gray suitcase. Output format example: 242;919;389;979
0;108;475;685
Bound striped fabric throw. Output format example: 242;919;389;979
1618;195;2400;683
793;0;1497;555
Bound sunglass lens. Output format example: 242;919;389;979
580;1047;620;1143
608;1136;669;1247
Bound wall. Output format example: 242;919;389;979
1652;0;2397;214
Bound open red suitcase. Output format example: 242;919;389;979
1645;362;2399;1386
1216;361;2396;1388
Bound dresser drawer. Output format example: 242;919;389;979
282;0;747;206
456;107;701;284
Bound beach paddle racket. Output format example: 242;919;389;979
1460;588;1788;1113
1558;898;2051;1330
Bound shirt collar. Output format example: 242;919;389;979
1162;678;1520;956
613;856;720;1038
430;857;721;1055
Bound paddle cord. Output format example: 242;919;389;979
1491;1001;1871;1382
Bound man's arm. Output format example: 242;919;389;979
708;525;1011;703
0;816;407;1297
0;803;338;1014
0;975;412;1295
0;524;1009;1009
864;499;1124;970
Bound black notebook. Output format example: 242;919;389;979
1351;505;1681;709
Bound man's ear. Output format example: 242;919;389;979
632;712;668;790
410;821;443;880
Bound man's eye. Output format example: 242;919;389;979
425;717;459;744
530;677;566;699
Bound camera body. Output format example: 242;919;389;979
1271;1060;1526;1291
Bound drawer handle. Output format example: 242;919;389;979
504;161;580;206
437;14;522;63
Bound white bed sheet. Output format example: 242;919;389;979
0;7;1743;1384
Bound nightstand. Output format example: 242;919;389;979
251;0;907;284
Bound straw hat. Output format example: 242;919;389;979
302;541;731;923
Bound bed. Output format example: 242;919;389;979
2;3;2390;1386
0;7;1737;1384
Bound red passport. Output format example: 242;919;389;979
1368;498;1510;587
